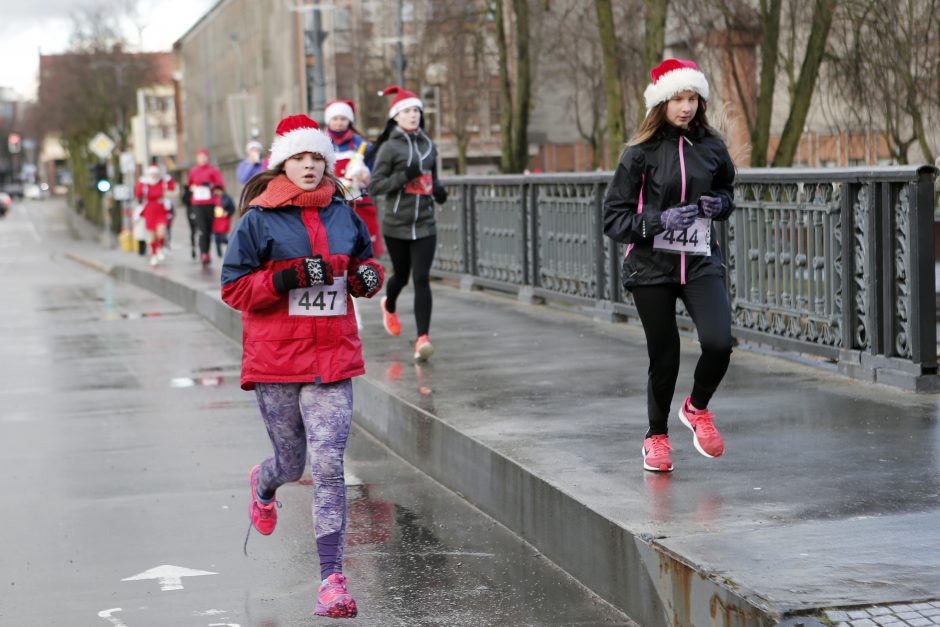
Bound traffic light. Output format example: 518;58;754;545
7;133;21;154
93;161;111;193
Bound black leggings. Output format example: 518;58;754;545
194;204;214;257
384;234;436;337
631;274;733;436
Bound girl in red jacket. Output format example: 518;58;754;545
221;114;383;619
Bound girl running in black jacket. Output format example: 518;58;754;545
603;59;736;473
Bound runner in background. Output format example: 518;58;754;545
134;164;175;266
211;184;236;258
186;148;225;267
369;86;448;361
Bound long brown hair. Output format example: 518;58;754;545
627;97;721;146
238;163;348;216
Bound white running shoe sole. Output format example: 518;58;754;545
642;444;673;472
678;407;719;458
414;341;433;361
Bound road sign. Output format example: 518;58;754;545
122;564;218;591
120;152;136;174
112;184;132;201
88;132;115;160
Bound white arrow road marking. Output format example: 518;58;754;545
97;608;128;627
122;565;218;591
208;623;241;626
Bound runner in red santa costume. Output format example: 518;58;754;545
134;164;176;266
324;100;383;257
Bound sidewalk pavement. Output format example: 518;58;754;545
65;209;940;627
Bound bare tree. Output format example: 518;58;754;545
828;0;940;164
35;1;155;222
771;0;836;166
638;0;669;125
493;0;534;173
595;0;625;168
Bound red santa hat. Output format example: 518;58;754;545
267;114;335;172
378;85;423;120
643;58;710;113
196;148;210;158
324;100;356;124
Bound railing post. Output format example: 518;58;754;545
521;180;530;286
468;183;478;276
593;182;606;300
876;182;891;357
910;168;938;372
840;181;856;352
530;182;540;288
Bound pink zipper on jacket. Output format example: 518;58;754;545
624;175;645;260
678;135;688;284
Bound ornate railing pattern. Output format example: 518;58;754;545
435;167;938;388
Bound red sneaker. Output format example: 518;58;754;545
248;465;277;535
414;335;433;361
315;573;358;618
678;397;725;458
642;434;673;472
381;297;401;336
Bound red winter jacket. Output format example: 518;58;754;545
186;163;225;206
220;177;381;390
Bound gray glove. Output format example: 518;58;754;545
660;204;698;230
698;195;730;219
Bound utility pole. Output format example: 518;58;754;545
394;0;406;86
304;0;328;121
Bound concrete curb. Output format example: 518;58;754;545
68;251;794;627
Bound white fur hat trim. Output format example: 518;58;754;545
268;127;336;172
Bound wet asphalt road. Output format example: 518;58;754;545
0;199;631;627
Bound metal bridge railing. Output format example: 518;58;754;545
434;167;938;390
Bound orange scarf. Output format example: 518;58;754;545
251;174;335;209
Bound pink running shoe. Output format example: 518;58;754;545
381;297;401;336
248;465;277;535
678;397;725;458
642;434;673;472
315;573;358;618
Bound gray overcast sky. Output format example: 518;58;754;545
0;0;216;99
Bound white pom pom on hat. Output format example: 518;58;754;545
643;58;710;113
267;114;336;172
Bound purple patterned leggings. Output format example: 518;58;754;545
254;380;352;580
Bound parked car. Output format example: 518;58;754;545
0;192;12;217
23;184;47;200
2;183;23;199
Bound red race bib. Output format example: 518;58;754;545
404;172;433;195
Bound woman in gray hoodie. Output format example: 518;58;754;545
369;85;448;361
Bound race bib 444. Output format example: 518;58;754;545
288;278;347;317
653;217;712;256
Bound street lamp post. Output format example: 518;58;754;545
425;63;448;175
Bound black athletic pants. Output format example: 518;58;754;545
193;204;214;257
384;234;436;337
631;274;733;436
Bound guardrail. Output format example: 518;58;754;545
435;167;939;390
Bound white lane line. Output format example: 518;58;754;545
97;608;128;627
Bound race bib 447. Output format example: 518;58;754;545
288;278;347;317
653;217;712;256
